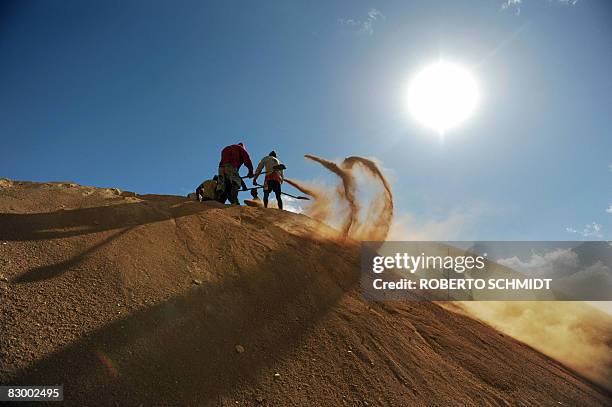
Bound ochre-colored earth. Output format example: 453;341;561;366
0;180;609;406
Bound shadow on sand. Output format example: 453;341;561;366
7;234;360;406
0;195;222;242
2;196;229;284
11;227;134;284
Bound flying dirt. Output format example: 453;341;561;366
341;156;394;241
288;154;394;241
284;178;332;221
303;154;361;237
454;301;612;390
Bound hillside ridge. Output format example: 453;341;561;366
0;179;609;406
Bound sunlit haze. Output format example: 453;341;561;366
407;61;479;134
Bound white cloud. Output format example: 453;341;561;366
559;261;612;299
583;222;603;238
367;8;384;20
566;222;603;238
283;196;304;214
502;0;578;15
497;248;612;299
247;194;303;213
502;0;523;15
338;8;385;35
497;248;578;278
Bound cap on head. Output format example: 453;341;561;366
269;150;277;157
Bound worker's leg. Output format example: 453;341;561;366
216;188;227;203
263;182;270;208
216;166;227;203
272;181;282;210
229;181;240;205
227;166;241;205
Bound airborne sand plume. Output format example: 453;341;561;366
342;156;394;241
455;301;612;390
284;179;332;222
303;154;361;237
288;154;394;241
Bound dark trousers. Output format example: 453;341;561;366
218;164;241;205
264;180;282;210
227;178;240;205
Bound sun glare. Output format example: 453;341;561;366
407;61;479;134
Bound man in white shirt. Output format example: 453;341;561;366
253;151;284;210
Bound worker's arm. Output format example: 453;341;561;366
252;159;265;185
240;147;254;177
276;159;284;182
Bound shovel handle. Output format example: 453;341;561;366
240;164;286;179
281;192;310;200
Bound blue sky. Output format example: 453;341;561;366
1;0;610;240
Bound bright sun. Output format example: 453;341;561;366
407;61;479;134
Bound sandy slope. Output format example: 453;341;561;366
0;180;609;406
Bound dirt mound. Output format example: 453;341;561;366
0;180;609;406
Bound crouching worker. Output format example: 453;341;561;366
195;176;219;202
217;142;254;205
253;150;284;210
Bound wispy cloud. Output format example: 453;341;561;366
497;248;612;299
338;8;385;35
283;196;304;214
501;0;578;16
566;222;603;238
502;0;523;15
497;248;578;277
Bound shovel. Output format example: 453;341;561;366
280;191;310;200
241;186;310;201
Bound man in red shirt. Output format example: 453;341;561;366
218;142;254;205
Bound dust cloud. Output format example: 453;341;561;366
454;301;612;390
290;154;394;241
284;179;332;221
342;156;394;241
303;154;360;236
